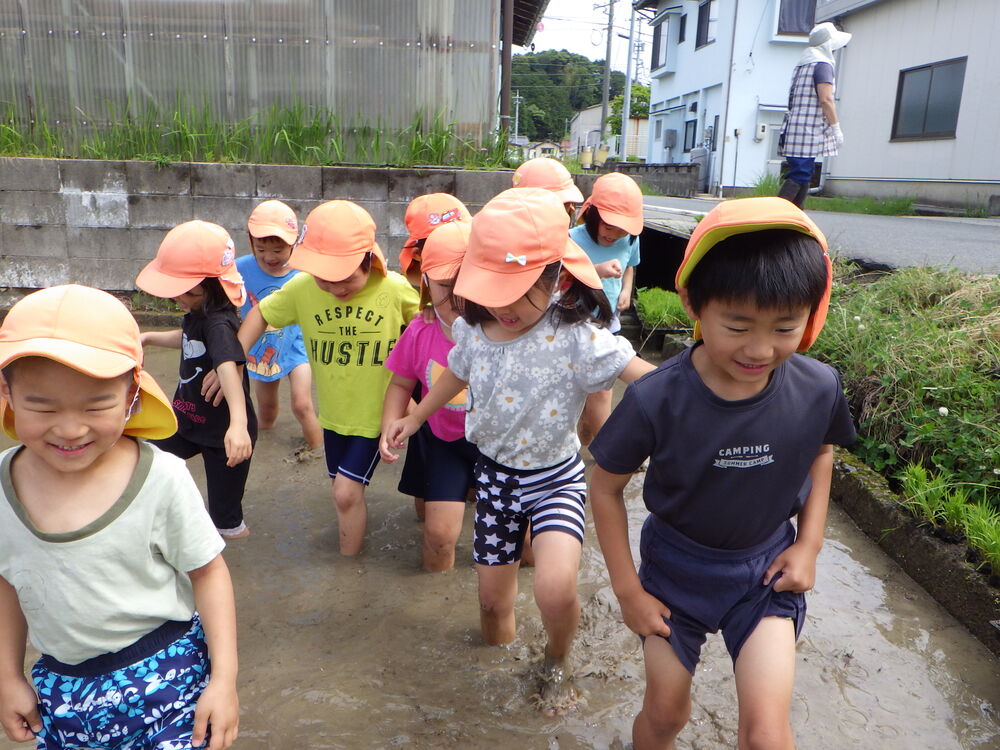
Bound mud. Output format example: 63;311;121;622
2;344;998;749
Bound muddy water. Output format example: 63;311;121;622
2;345;998;750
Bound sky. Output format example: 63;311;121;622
522;0;653;84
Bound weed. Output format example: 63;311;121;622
964;501;1000;572
634;287;690;330
749;172;782;197
803;194;915;215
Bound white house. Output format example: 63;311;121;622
817;0;1000;210
636;0;834;193
568;104;605;158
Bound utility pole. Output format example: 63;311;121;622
513;90;523;139
620;5;636;158
598;1;614;144
500;0;514;136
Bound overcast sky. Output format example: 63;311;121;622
521;0;653;84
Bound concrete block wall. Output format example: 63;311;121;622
2;158;608;293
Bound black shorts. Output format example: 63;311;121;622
397;422;479;502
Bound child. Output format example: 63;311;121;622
397;193;472;286
238;200;419;556
380;221;478;572
384;188;654;715
588;197;857;750
137;220;256;539
571;171;645;444
238;200;323;459
512;156;584;219
0;285;239;750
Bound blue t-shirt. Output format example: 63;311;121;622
590;344;856;549
570;223;640;311
236;254;308;382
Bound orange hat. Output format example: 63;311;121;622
137;220;246;307
675;197;832;351
399;194;472;280
248;200;299;245
290;200;386;281
581;172;644;236
0;285;177;441
421;220;472;282
455;188;601;308
512;157;584;204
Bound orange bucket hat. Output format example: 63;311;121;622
248;199;299;245
455;188;601;309
0;285;177;440
137;220;246;307
675;197;832;351
399;194;472;281
290;200;387;281
581;172;644;236
419;221;472;308
512;157;584;204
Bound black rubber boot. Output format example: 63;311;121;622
777;178;801;204
794;183;810;208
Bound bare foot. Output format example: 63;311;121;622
283;443;323;464
531;658;580;717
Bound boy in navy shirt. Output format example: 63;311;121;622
590;197;856;750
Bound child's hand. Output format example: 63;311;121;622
201;370;225;407
224;426;253;467
595;259;623;279
0;676;42;742
192;679;239;750
379;432;402;463
764;542;818;593
617;587;672;639
383;417;419;456
616;289;632;312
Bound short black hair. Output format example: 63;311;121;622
582;205;637;245
197;277;237;315
684;229;827;316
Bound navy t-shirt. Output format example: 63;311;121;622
590;344;856;550
173;308;256;447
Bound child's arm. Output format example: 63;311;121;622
590;466;672;638
141;329;183;349
188;555;239;750
594;259;623;279
618;355;657;383
0;577;42;743
617;266;636;312
383;368;466;451
215;361;252;467
203;308;270;407
764;443;834;592
379;373;419;463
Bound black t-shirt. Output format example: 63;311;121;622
591;344;856;549
173;308;257;447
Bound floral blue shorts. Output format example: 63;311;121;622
31;616;210;750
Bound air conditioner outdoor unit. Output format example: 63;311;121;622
663;129;677;148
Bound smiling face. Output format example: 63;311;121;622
250;234;294;276
683;295;811;400
482;279;553;341
0;358;135;477
596;218;629;247
173;283;205;313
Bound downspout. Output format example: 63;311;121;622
716;0;740;196
499;0;514;136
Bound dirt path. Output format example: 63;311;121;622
3;345;998;749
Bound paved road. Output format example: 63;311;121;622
644;195;1000;275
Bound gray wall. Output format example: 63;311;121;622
0;157;600;292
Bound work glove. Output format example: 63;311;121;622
825;122;845;147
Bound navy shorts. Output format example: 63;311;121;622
32;616;209;750
398;422;480;502
639;515;806;675
473;454;586;565
323;429;380;485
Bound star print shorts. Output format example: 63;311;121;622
473;453;587;565
31;616;210;750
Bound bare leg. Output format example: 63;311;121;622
633;636;693;750
734;616;797;750
578;388;613;446
413;497;426;521
476;562;519;645
287;363;323;450
254;379;281;430
331;474;367;556
422;500;465;572
520;523;535;567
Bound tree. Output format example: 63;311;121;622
608;84;650;136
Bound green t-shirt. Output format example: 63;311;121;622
259;270;420;437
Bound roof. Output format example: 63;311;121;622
511;0;551;47
817;0;887;20
633;1;660;10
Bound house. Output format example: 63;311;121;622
636;0;828;192
524;141;563;160
619;116;650;161
568;104;605;158
817;0;999;210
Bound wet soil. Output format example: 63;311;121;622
3;345;998;749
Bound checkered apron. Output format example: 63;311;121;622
778;62;839;158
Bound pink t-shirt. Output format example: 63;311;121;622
384;316;468;442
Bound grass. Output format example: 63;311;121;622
747;173;916;215
634;287;690;330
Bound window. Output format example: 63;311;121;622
651;20;669;70
696;1;717;48
683;120;698;152
655;119;663;141
711;114;719;151
679;14;687;43
777;0;816;36
891;57;967;140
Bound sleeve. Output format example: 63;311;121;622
258;276;299;329
627;235;641;267
589;382;656;474
446;319;472;382
204;314;246;369
397;278;420;326
384;319;419;379
813;62;835;86
235;256;254;318
573;324;636;393
153;454;225;573
824;367;857;447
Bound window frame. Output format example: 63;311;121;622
775;0;816;37
679;14;687;44
890;56;967;141
651;18;668;71
683;120;698;152
695;0;717;49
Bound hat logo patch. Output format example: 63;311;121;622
505;252;527;266
221;244;235;267
512;173;523;186
285;217;297;231
296;223;308;247
440;209;459;224
428;212;442;226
